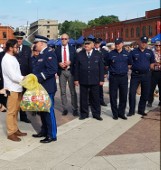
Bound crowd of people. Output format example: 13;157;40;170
0;31;160;143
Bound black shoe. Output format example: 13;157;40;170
62;110;68;116
138;112;147;116
127;113;134;117
73;110;79;116
100;102;107;106
118;115;127;120
147;103;152;107
32;133;46;138
113;116;118;120
79;115;89;120
40;137;57;143
20;118;31;123
93;116;103;121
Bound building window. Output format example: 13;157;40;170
131;28;134;37
125;29;128;38
47;30;50;33
47;21;50;24
136;27;140;37
3;32;7;38
47;26;50;29
47;35;50;38
142;26;146;36
148;26;152;36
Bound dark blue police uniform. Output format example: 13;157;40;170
128;46;155;116
106;47;131;119
32;37;58;142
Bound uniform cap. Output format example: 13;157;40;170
34;35;49;43
140;36;148;43
94;38;102;43
13;31;25;38
114;37;123;45
83;37;95;44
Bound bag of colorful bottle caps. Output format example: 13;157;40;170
20;74;51;112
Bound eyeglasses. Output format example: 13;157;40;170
155;45;161;47
61;38;68;40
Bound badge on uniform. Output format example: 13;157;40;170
38;59;43;62
48;57;52;60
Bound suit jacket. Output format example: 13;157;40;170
55;45;76;76
74;49;104;85
16;45;32;76
0;51;5;89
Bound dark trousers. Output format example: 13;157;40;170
129;72;151;114
99;85;105;104
39;93;57;139
109;75;128;117
20;88;28;120
148;71;161;104
80;84;100;118
0;95;7;107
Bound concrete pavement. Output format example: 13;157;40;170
0;82;160;170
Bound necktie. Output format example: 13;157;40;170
87;52;90;58
64;46;67;62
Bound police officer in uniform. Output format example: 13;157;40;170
106;38;131;120
127;36;155;116
32;35;58;143
94;38;108;106
74;38;104;121
13;31;32;123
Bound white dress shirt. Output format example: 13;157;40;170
1;53;24;92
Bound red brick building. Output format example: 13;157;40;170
82;8;161;43
0;26;14;45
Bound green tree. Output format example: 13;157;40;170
59;20;88;39
88;15;119;27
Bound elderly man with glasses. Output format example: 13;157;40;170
55;33;78;117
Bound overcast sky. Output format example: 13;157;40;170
0;0;160;28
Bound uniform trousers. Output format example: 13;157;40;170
129;72;151;114
59;70;78;111
6;92;22;136
148;71;161;104
39;93;57;139
109;74;128;117
99;85;105;104
80;84;100;118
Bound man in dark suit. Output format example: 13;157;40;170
13;31;32;123
0;51;7;109
55;33;78;116
74;38;104;121
94;38;108;106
